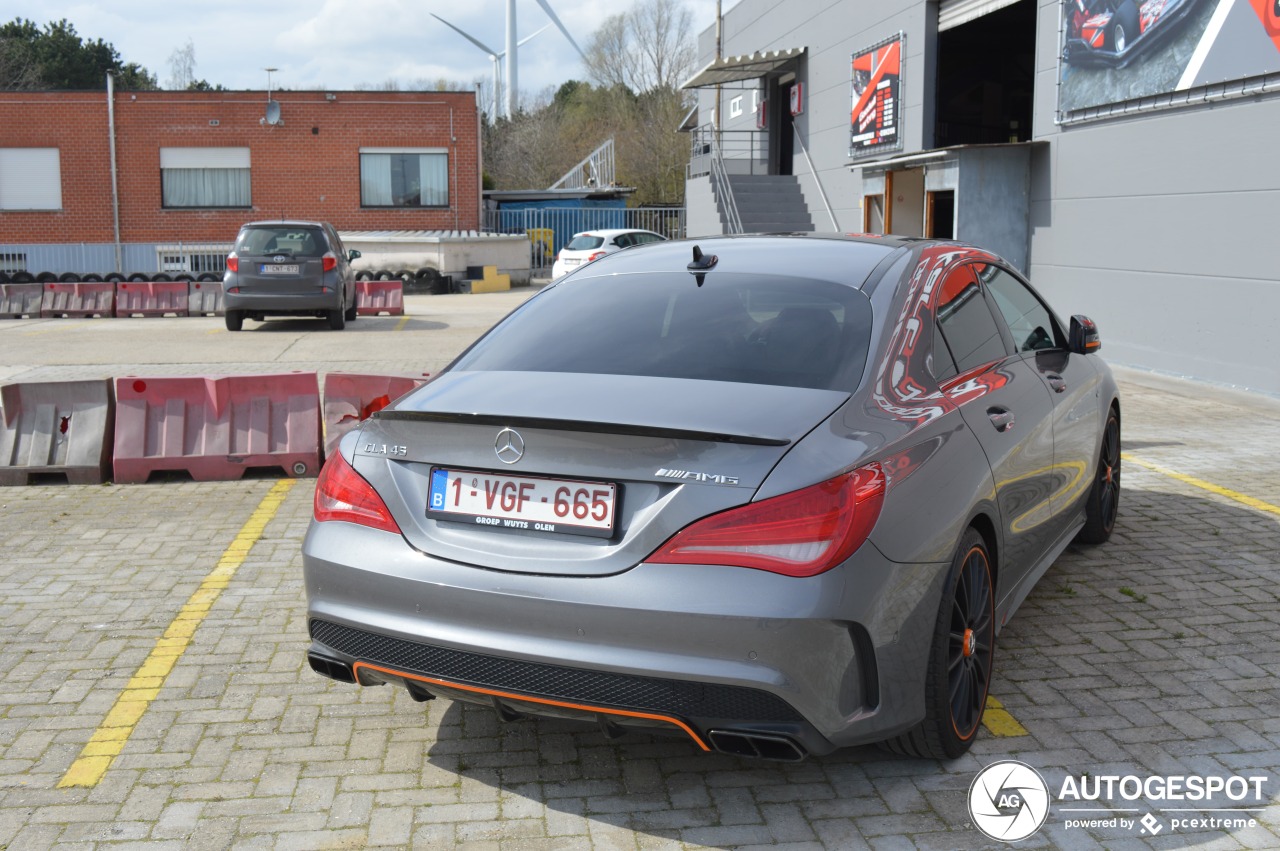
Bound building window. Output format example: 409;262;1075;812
160;147;251;208
360;148;449;207
0;148;62;211
730;96;743;118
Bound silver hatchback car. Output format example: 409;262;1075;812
302;234;1120;761
223;220;360;331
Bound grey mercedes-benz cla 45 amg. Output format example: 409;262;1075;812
302;234;1120;761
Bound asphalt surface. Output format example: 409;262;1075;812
2;292;1279;849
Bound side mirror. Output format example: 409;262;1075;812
348;249;362;261
1069;315;1101;354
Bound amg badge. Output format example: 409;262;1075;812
655;468;740;485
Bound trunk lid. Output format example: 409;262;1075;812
350;371;850;577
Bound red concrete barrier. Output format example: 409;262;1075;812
115;282;190;317
0;379;115;485
322;372;428;457
356;280;404;316
188;280;225;316
0;283;43;319
41;282;115;318
112;373;321;483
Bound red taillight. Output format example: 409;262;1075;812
648;464;886;577
226;252;238;273
322;251;338;272
314;452;401;534
587;251;606;262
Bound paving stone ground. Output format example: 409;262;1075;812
1;294;1278;849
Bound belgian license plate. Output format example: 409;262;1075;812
564;258;581;266
261;264;299;274
427;468;616;537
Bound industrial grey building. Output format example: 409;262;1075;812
683;0;1279;394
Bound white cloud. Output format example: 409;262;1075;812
6;0;725;93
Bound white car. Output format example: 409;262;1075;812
550;229;667;279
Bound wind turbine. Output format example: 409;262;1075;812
431;15;547;120
510;0;587;117
432;2;588;119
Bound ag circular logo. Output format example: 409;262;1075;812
968;760;1051;842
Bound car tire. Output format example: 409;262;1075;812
1076;409;1121;544
196;273;219;282
224;310;244;332
105;273;125;283
58;272;82;283
328;297;346;330
127;273;149;282
881;528;995;760
344;291;358;322
1107;1;1139;52
82;273;104;282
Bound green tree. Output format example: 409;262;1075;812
0;18;157;90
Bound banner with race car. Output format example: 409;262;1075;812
850;34;904;157
1059;0;1280;115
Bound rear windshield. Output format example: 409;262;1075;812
566;235;605;251
236;226;327;257
453;272;874;391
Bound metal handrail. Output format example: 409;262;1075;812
708;135;743;235
792;125;837;231
549;138;615;190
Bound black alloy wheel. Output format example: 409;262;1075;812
947;541;995;743
1078;410;1121;543
881;528;995;759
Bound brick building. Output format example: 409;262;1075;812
0;88;481;275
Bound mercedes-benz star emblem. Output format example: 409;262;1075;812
494;428;525;464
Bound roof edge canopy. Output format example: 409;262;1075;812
681;47;807;89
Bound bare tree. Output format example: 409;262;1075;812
0;37;40;89
166;38;195;90
584;0;696;94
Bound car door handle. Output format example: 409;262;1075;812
987;407;1015;432
1045;373;1067;393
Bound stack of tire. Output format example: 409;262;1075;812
0;271;223;284
354;268;449;295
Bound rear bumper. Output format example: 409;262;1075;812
302;519;950;756
224;290;341;314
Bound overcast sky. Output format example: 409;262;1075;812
7;0;728;99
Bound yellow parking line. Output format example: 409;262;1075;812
983;695;1029;737
58;479;296;789
1122;453;1280;518
22;321;89;336
394;315;410;332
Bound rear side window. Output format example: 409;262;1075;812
979;264;1061;352
933;264;1008;379
566;235;605;250
453;271;875;391
236;227;327;257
